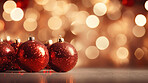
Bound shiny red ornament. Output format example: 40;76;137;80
11;39;22;70
48;37;78;72
14;0;29;9
17;37;49;72
122;0;134;6
0;40;15;72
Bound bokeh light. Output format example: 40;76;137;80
70;23;86;35
107;22;123;37
135;14;146;26
38;28;51;41
85;46;99;59
65;3;79;21
43;0;57;11
116;34;127;46
73;11;89;24
93;3;107;16
134;48;144;60
52;29;65;38
87;30;98;42
35;0;49;5
122;10;135;23
48;16;62;30
25;8;40;20
52;1;68;16
132;25;146;37
86;15;99;28
107;0;122;20
96;36;109;50
70;39;83;51
82;0;92;8
107;10;121;20
3;1;16;14
23;18;37;32
10;8;24;21
116;47;129;59
91;0;109;4
2;11;12;21
0;20;5;31
145;1;148;11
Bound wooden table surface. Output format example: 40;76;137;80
0;68;148;83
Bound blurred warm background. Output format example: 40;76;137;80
0;0;148;68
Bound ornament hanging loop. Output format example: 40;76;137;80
48;40;53;45
28;37;35;41
15;38;21;44
58;35;64;42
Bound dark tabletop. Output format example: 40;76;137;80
0;68;148;83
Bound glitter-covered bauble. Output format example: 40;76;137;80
48;37;78;72
0;39;15;72
17;37;49;72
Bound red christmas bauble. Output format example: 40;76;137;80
0;41;15;72
17;37;49;72
11;39;22;70
48;38;78;72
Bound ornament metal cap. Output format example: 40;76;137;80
28;37;35;41
0;38;3;42
6;36;10;41
58;35;64;42
48;40;53;45
15;38;21;44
